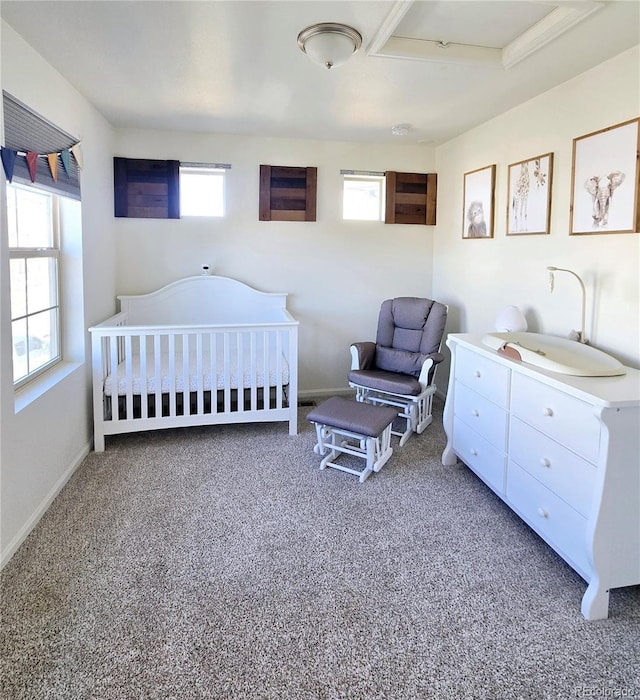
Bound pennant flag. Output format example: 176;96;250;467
70;143;83;170
47;153;59;181
61;149;71;177
26;151;38;182
1;147;17;183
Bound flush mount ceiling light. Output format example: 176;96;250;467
297;22;362;70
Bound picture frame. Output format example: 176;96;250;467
507;153;553;235
463;164;495;239
570;118;640;235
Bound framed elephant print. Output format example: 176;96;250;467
463;164;496;239
507;153;553;235
570;118;640;235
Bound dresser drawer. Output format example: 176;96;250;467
456;345;510;408
510;373;600;463
507;461;591;579
454;380;508;451
453;416;506;495
509;417;596;517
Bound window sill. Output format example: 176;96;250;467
14;360;83;414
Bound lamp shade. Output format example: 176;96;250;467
297;23;362;69
494;305;528;332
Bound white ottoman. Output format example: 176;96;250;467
307;396;398;482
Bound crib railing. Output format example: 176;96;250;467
90;315;298;451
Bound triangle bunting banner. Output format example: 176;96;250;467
61;149;71;177
47;153;59;181
70;143;83;170
1;147;17;183
0;141;82;183
26;152;38;182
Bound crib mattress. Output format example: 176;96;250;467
103;350;289;396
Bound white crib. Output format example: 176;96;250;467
89;275;299;451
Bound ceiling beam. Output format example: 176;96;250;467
368;0;605;70
366;0;415;56
503;2;604;68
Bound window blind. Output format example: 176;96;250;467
2;91;81;200
181;162;231;170
340;169;385;177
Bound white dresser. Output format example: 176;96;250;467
442;333;640;620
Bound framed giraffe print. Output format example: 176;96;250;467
462;164;496;239
570;118;640;235
507;153;553;235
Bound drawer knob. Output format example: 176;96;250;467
475;370;481;378
541;458;551;468
470;448;478;456
472;409;480;417
537;507;549;518
543;407;554;417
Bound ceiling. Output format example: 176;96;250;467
2;0;639;145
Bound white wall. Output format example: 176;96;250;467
0;22;115;564
433;45;640;393
113;129;437;393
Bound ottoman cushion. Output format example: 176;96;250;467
307;397;397;438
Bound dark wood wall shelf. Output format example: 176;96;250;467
114;157;180;219
259;165;317;221
385;171;437;225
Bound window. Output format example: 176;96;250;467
113;158;229;218
341;169;438;224
7;183;61;386
180;165;226;217
3;92;83;397
342;173;385;221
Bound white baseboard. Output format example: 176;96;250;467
298;387;354;402
0;441;91;570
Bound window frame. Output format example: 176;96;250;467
179;164;227;218
7;182;62;388
341;172;386;222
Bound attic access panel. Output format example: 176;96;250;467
259;165;317;221
385;171;437;225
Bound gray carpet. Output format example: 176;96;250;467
1;398;639;700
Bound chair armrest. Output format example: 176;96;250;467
350;342;376;370
418;352;445;387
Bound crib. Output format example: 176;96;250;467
89;275;298;451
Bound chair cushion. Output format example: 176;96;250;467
376;297;448;356
375;345;427;377
348;369;422;396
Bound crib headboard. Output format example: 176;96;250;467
118;275;292;326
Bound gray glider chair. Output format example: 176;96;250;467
348;297;448;446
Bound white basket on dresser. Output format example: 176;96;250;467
442;333;640;620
